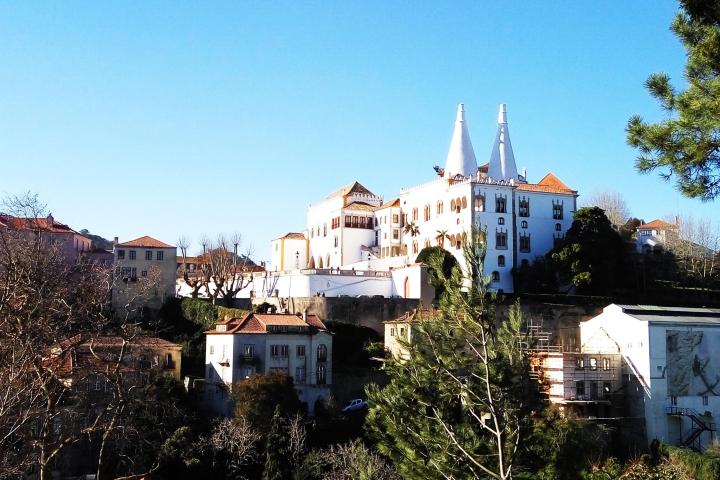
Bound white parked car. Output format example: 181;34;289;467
341;398;368;413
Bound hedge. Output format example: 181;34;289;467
665;445;720;480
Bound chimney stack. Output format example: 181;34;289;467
113;236;119;246
303;309;307;323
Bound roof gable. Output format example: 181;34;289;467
516;172;576;194
326;181;375;199
637;219;674;230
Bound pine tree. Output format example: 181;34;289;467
262;406;291;480
365;236;544;480
627;0;720;200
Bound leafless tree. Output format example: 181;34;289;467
663;214;720;286
0;193;180;480
583;190;630;229
208;417;261;477
287;413;307;471
323;441;399;480
0;193;111;479
177;236;204;298
200;233;255;306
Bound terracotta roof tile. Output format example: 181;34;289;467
207;313;328;334
0;215;88;237
116;236;175;248
277;232;306;240
344;201;377;212
638;219;675;230
326;181;375;199
516;172;576;194
377;198;400;209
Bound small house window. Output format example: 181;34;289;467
491;271;500;282
498;255;505;267
555;223;562;231
521;220;528;229
498;217;505;225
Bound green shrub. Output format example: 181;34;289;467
217;306;248;322
666;445;720;480
180;298;218;329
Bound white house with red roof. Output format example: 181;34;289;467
269;103;578;294
112;235;177;313
635;219;677;253
204;311;332;416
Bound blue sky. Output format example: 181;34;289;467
0;1;715;261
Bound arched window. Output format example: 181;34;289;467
317;344;327;362
437;201;444;214
455;197;462;213
498;217;505;225
555;223;562;231
498;255;506;267
424;205;431;221
492;271;500;282
308;257;315;268
521;220;528;229
326;254;331;268
412;208;418;221
317;256;324;269
450;199;456;211
474;195;485;212
461;197;467;209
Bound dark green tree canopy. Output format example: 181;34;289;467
233;373;300;431
551;207;624;294
627;0;720;200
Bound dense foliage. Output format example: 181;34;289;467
627;0;720;200
367;239;545;479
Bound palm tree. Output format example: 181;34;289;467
404;222;420;237
435;229;449;248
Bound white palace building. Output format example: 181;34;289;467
260;103;577;298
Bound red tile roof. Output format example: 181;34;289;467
638;219;675;230
207;313;327;334
327;181;375;199
377;198;400;209
116;236;174;248
0;215;88;237
516;172;576;194
344;201;377;212
277;232;306;240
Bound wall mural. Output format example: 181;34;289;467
666;330;720;396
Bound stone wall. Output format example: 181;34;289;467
252;296;420;333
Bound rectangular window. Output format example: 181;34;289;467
474;195;485;212
271;345;289;357
129;250;136;260
141;270;147;277
496;231;507;249
344;216;351;227
703;396;709;406
243;367;254;379
146;250;153;260
589;358;597;370
392;214;399;224
244;345;254;357
156;251;164;261
209;345;215;355
392;229;399;240
495;196;507;213
519;235;531;253
295;366;306;383
553;201;564;220
390;327;396;337
575;357;585;370
518;197;530;217
351;216;358;228
117;249;125;260
671;396;678;406
602;358;610;371
575;381;585;397
296;345;306;357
